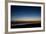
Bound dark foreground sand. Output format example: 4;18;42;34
11;21;41;28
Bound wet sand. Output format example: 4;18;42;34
11;21;41;28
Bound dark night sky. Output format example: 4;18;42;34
11;5;41;21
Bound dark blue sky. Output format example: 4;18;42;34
11;5;41;21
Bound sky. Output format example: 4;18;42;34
11;5;41;21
